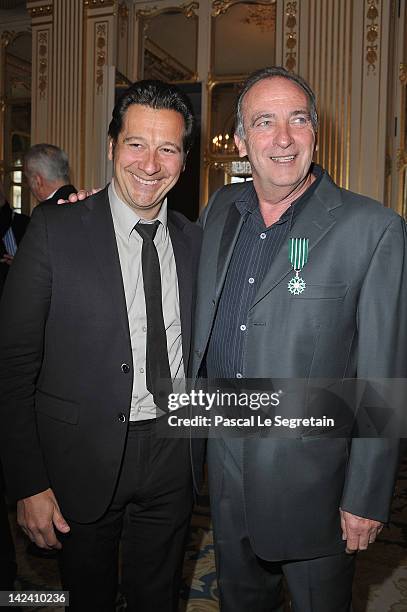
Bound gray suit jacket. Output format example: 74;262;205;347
191;168;407;560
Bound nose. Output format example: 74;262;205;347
273;122;294;149
139;149;161;175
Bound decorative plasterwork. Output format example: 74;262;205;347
118;2;129;37
1;30;14;48
28;4;53;18
400;63;407;86
244;4;276;31
137;2;198;19
284;1;297;72
366;0;379;74
84;0;115;8
396;149;407;172
95;22;107;93
212;0;233;17
181;1;199;18
37;30;48;99
385;154;392;178
212;0;276;18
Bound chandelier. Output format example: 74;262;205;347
211;132;237;155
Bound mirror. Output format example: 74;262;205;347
138;8;198;82
212;1;276;77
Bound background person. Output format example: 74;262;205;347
24;143;77;205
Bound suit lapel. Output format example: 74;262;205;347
215;204;245;300
168;213;193;369
80;188;129;338
250;173;343;309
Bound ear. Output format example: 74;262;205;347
234;134;248;158
33;173;42;190
108;139;114;161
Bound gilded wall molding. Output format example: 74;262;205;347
396;149;407;172
28;4;53;18
212;1;233;17
84;0;115;8
212;0;275;18
136;5;157;18
1;31;15;48
385;154;392;178
400;63;407;86
118;2;129;37
181;2;199;18
38;30;49;99
284;1;297;72
366;0;379;74
137;2;198;19
95;22;107;93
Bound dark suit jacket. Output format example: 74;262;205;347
191;168;407;560
39;184;77;206
0;187;202;523
0;203;30;297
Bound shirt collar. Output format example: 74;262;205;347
108;178;168;241
45;188;57;200
235;164;324;230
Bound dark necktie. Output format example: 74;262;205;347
135;221;172;412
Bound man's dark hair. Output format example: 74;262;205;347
235;66;318;138
108;79;195;155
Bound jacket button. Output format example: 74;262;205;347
121;363;130;373
118;413;126;423
195;350;201;358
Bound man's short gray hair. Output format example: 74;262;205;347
235;66;318;139
24;144;70;183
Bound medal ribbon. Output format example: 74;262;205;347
289;238;309;270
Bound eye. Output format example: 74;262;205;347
160;147;178;154
289;115;310;127
254;119;274;128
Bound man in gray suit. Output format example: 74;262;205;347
191;67;407;611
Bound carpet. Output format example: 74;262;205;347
8;461;407;611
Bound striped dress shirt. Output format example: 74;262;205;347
206;171;322;380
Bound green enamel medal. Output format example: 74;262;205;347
288;238;309;295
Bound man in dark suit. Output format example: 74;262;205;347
0;180;30;589
191;67;407;611
0;80;201;612
0;180;30;296
24;143;77;205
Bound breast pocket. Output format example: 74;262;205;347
292;283;348;300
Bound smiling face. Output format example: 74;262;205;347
234;77;316;203
109;104;186;219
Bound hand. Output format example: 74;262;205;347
340;508;383;553
57;187;101;205
17;488;70;550
0;253;13;266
